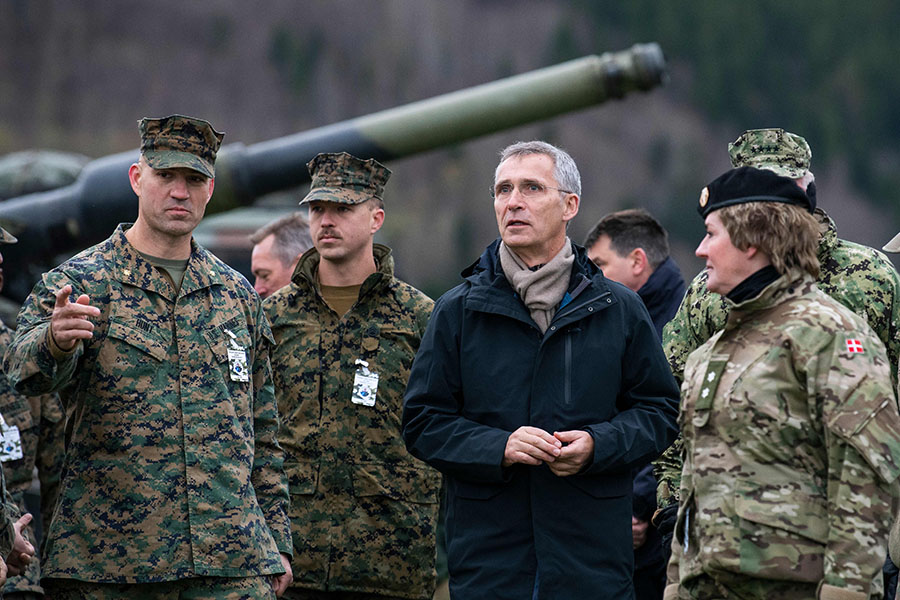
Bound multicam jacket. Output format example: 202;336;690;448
2;224;291;583
666;272;900;600
265;244;439;599
0;320;65;595
656;208;900;507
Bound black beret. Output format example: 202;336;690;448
697;166;814;218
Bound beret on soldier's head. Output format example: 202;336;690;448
728;128;811;179
300;152;391;206
697;166;814;218
139;115;224;178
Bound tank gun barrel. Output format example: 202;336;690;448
0;43;666;301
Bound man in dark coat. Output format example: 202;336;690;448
402;141;680;600
584;208;686;599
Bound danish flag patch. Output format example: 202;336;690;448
845;339;865;353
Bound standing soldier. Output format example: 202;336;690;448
266;152;439;599
3;115;293;598
0;223;65;600
0;225;38;592
654;128;900;563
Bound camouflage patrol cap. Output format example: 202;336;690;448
139;115;224;178
728;128;811;179
300;152;391;206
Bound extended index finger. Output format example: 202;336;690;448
54;285;73;308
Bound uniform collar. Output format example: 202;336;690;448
725;269;815;329
110;224;225;300
293;243;395;296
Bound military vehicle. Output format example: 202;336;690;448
0;43;667;302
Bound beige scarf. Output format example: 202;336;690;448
499;239;574;333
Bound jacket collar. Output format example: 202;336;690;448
725;269;815;330
637;256;684;311
110;223;225;300
293;242;395;299
463;238;614;316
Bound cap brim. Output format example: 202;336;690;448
883;231;900;253
299;187;369;206
144;150;214;178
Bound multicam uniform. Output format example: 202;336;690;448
656;208;900;507
2;224;291;585
666;272;900;600
0;319;65;598
265;244;440;600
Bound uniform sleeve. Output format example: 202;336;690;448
817;330;900;597
3;273;83;398
654;271;728;507
249;304;292;556
402;296;512;483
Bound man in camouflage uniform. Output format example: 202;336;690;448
265;152;439;599
667;165;900;600
0;226;39;594
0;223;65;600
654;129;900;547
2;115;293;598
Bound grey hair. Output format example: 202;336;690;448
495;141;582;197
249;212;313;268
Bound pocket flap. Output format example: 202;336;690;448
353;462;441;504
734;479;828;543
285;460;318;495
107;320;168;361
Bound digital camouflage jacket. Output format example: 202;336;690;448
0;320;65;595
656;208;900;507
666;272;900;600
2;224;291;583
265;244;439;599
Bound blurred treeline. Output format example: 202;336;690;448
1;1;898;298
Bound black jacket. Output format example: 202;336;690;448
637;256;686;341
403;240;679;600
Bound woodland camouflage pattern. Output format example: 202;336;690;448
299;152;391;206
139;115;224;178
665;272;900;600
727;128;812;179
656;208;900;507
2;224;291;583
265;244;440;599
0;320;65;596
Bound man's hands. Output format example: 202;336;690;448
271;553;293;597
50;285;100;351
632;516;649;549
7;514;34;576
502;426;594;476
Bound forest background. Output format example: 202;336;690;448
2;0;900;299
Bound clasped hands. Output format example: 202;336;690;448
502;426;593;477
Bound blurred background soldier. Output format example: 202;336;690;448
266;152;439;599
584;207;685;600
0;223;65;600
654;129;900;571
250;212;312;299
3;115;292;598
